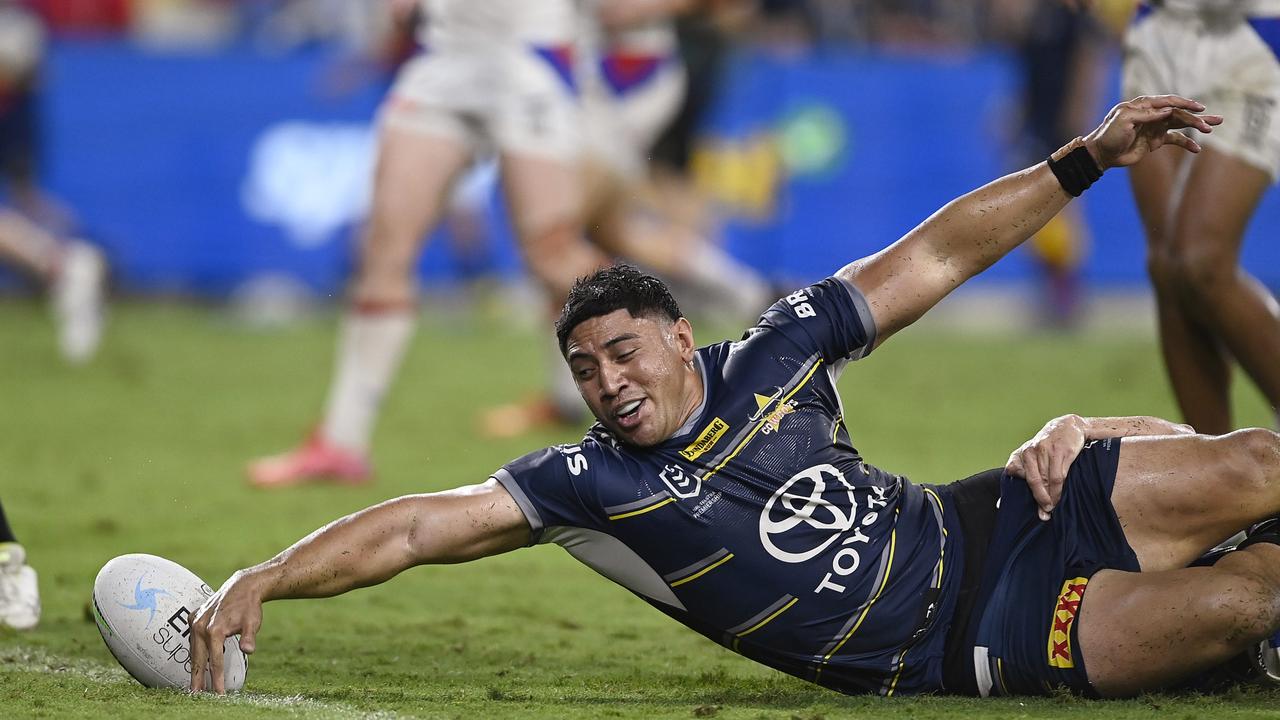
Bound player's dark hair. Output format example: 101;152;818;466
555;264;683;355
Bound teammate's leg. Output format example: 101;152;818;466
1163;149;1280;427
1133;148;1236;433
0;498;39;630
248;123;472;486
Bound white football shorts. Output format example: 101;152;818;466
583;58;685;177
1122;7;1280;181
380;44;582;163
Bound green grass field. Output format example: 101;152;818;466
2;298;1278;719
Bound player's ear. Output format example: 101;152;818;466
673;317;695;362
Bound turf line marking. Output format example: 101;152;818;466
0;646;400;719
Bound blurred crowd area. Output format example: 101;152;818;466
22;0;1276;322
5;0;1140;53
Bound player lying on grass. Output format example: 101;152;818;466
191;95;1280;698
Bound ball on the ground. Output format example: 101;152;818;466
92;553;246;691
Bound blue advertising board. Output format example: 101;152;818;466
32;41;1280;297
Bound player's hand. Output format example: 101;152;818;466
189;570;264;694
1005;414;1088;521
1083;95;1223;170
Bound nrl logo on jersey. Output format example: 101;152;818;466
751;389;796;435
660;464;701;499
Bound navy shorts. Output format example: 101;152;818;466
967;438;1139;697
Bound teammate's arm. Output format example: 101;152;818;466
837;95;1220;348
1006;414;1197;520
188;480;529;694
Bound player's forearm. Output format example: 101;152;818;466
236;484;529;602
904;162;1072;287
241;496;426;602
1074;415;1195;440
837;162;1072;339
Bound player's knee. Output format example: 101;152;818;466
1144;246;1178;288
1203;429;1280;499
1166;230;1239;297
1203;553;1280;645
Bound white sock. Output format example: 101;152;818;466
320;308;416;453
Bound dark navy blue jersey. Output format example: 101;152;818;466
494;277;960;696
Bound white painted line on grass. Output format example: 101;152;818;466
0;646;401;719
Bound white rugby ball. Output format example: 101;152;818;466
92;553;247;691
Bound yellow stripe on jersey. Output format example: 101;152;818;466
886;646;910;697
669;553;735;588
884;490;947;697
702;358;824;483
822;527;896;661
607;496;675;521
736;597;799;638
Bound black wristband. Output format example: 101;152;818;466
1047;139;1103;197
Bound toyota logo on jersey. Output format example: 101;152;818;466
759;464;859;563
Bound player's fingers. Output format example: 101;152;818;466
1023;455;1053;516
1164;108;1220;133
208;624;227;695
1005;449;1024;477
189;630;207;692
1122;105;1175;126
240;617;260;655
1160;130;1202;154
1133;94;1206;112
189;608;211;693
1047;451;1072;508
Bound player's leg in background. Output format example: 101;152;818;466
1132;147;1238;434
0;209;106;364
581;170;771;324
1161;149;1280;430
248;119;472;487
0;498;39;630
579;49;770;324
479;149;611;437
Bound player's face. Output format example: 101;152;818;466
565;310;701;447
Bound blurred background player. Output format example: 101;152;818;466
0;0;106;363
247;0;610;487
1124;0;1280;433
0;497;38;630
577;0;771;320
990;0;1110;328
481;0;774;438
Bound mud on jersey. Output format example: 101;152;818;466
494;277;959;695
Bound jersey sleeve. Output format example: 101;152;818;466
491;445;601;545
754;276;877;364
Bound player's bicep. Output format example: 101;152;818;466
837;235;957;349
404;480;532;564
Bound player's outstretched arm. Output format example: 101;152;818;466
188;479;529;694
1005;414;1196;521
838;95;1222;348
